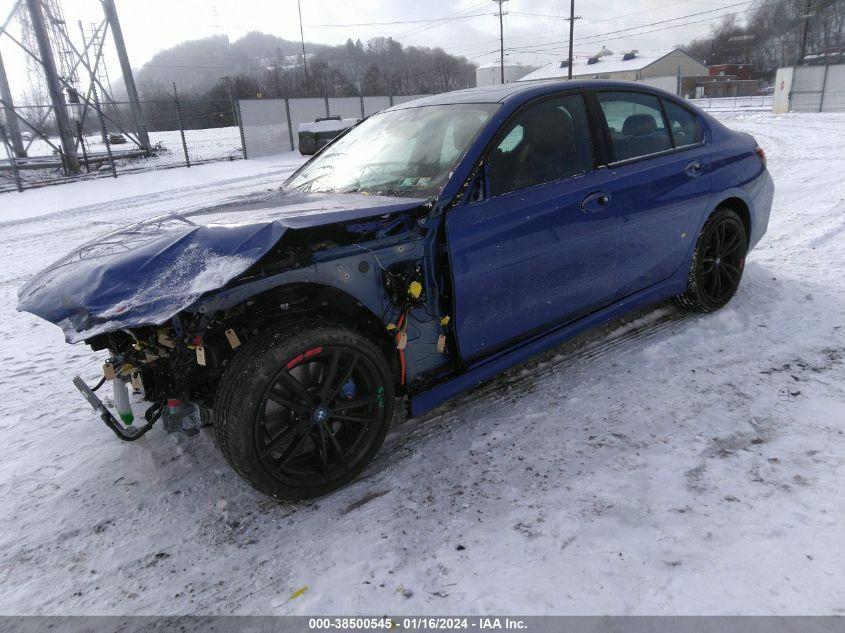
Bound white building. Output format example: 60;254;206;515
476;60;534;86
518;48;707;83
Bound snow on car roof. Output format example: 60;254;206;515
386;77;676;112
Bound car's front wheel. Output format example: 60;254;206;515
213;324;395;500
678;207;748;312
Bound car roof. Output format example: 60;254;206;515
387;79;680;111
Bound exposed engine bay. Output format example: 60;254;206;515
37;191;458;440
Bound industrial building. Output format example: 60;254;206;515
518;48;708;83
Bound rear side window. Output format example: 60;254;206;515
597;92;672;161
487;93;593;196
663;100;704;147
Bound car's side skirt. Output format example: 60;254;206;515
408;272;688;418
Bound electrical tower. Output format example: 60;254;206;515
0;0;150;173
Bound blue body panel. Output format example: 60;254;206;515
605;142;713;298
446;169;619;359
410;272;689;418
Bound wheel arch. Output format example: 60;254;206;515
714;196;751;244
223;281;402;388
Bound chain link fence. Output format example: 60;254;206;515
0;90;247;193
687;95;774;112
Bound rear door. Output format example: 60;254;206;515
593;91;712;299
446;92;618;360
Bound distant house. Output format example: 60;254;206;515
518;48;708;82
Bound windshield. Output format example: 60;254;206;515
284;103;499;198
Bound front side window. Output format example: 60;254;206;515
487;94;593;197
663;100;704;147
597;91;672;161
284;103;498;198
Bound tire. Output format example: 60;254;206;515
677;207;748;312
213;324;395;500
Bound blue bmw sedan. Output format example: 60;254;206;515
19;80;774;499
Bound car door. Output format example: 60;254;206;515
445;92;618;361
593;91;712;299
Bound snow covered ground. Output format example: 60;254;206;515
0;112;843;616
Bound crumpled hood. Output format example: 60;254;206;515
17;190;426;343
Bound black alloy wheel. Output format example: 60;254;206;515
214;325;394;500
678;208;748;312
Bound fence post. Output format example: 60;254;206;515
236;99;248;160
284;98;294;152
173;83;190;167
76;120;90;173
818;62;830;113
92;84;116;178
0;123;23;192
359;95;365;119
324;96;330;117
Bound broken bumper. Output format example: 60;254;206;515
72;375;161;442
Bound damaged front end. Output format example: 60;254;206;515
19;189;454;441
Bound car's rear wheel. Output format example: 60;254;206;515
677;208;748;312
213;324;395;500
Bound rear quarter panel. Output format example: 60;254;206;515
704;114;774;251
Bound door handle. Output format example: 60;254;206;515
685;161;704;177
581;191;611;213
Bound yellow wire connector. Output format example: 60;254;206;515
408;281;423;299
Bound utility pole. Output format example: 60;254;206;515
101;0;150;151
566;0;581;80
492;0;508;84
0;47;26;158
798;0;814;65
25;0;79;173
297;0;309;95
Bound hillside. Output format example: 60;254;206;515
134;32;476;99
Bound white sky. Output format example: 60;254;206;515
1;0;750;100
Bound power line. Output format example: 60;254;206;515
394;2;491;42
511;0;755;53
573;0;757;43
506;0;786;56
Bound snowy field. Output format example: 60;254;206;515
0;112;843;615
